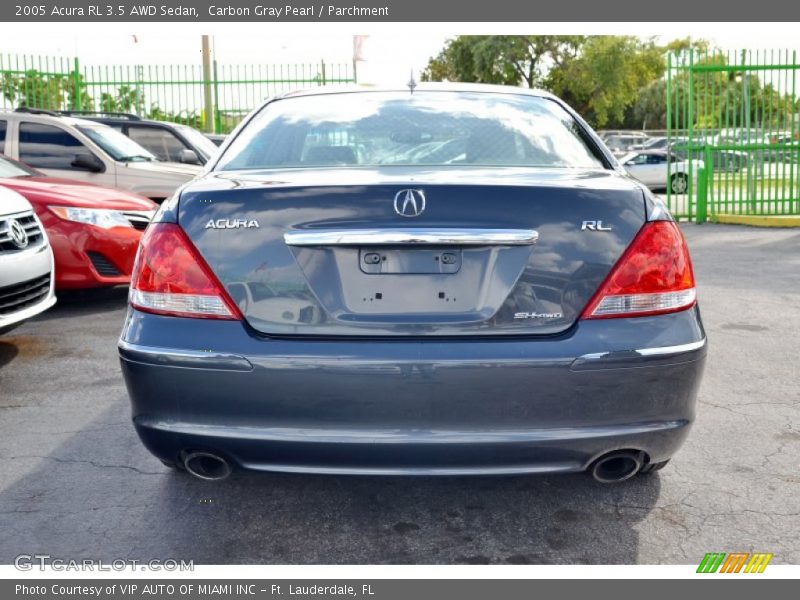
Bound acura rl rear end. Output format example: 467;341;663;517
119;84;706;483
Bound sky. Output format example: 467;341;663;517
3;29;800;88
0;33;450;85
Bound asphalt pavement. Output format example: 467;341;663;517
0;223;798;565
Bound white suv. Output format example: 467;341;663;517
0;109;202;202
0;185;56;334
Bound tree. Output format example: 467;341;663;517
63;72;93;110
422;36;584;88
99;85;145;112
1;70;67;110
422;35;665;128
629;79;668;130
0;69;92;111
420;35;730;129
550;37;665;128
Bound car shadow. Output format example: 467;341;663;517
0;343;19;369
0;401;661;565
33;287;130;322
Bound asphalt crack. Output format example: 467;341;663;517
5;455;163;475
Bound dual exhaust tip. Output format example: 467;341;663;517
180;449;648;483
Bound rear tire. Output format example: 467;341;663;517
640;459;670;474
670;173;688;194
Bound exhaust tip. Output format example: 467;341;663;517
183;452;231;481
591;451;643;484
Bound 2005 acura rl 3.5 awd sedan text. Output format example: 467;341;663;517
118;83;706;483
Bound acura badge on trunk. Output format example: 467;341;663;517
394;189;426;217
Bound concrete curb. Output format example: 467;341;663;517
713;214;800;228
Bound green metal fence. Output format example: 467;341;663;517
0;54;356;134
667;49;799;222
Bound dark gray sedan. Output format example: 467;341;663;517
119;84;706;483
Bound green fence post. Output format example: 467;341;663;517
687;49;695;221
72;56;82;111
213;60;221;134
666;52;672;215
696;165;708;224
696;145;712;224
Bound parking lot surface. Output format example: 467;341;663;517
1;224;798;565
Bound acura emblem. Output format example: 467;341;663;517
8;219;29;249
394;189;426;217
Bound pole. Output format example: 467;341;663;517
73;56;82;111
201;35;214;133
213;60;221;134
666;52;672;213
742;50;755;207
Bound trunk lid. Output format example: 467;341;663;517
178;167;646;337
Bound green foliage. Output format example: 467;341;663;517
423;35;800;131
551;36;665;127
670;51;798;130
423;35;675;128
147;105;202;129
0;69;91;110
422;36;584;88
629;79;669;129
1;70;69;110
100;85;145;112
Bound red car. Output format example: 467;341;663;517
0;154;157;289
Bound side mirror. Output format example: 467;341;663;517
178;148;202;165
71;153;105;173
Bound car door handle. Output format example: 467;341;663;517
283;228;539;246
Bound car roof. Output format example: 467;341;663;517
274;82;557;101
1;109;185;130
0;110;106;128
74;114;182;128
629;149;670;155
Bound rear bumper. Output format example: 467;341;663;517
119;308;707;475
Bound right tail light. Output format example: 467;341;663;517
581;220;696;319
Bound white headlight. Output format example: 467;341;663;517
49;206;132;229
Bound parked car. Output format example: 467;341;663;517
0;109;201;201
206;133;227;147
631;136;697;152
630;136;669;151
119;84;706;483
670;145;748;173
0;184;56;334
60;111;221;166
765;131;800;163
599;130;650;142
0;154;157;289
602;132;652;157
621;149;704;193
714;128;763;146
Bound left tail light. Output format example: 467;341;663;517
129;223;242;320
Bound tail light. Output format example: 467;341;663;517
581;221;696;319
129;223;242;320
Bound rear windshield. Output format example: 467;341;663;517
215;91;604;171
